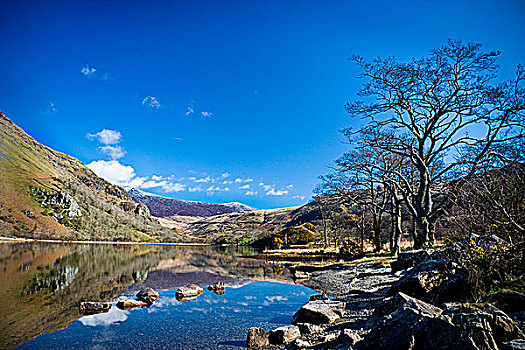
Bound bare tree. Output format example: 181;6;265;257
345;40;525;248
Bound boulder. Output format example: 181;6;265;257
136;287;159;304
79;301;111;315
269;325;301;345
294;270;310;280
309;294;330;301
391;249;434;272
358;293;524;350
290;338;311;349
246;327;269;349
176;284;203;301
388;259;468;303
208;281;225;295
292;299;346;325
336;328;362;346
116;299;148;310
297;323;325;335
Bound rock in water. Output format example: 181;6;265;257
269;325;301;345
136;287;159;304
79;302;111;315
292;299;346;325
208;281;225;295
246;327;269;349
176;284;203;301
116;299;148;310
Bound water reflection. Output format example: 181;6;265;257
0;242;305;349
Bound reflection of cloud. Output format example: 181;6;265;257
265;296;288;303
79;306;129;327
148;295;182;313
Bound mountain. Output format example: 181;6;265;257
128;188;255;218
0;112;183;242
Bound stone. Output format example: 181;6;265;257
309;294;330;301
292;299;346;325
208;281;225;295
246;327;269;349
176;284;203;301
388;259;468;303
116;299;148;310
290;338;311;349
269;325;301;345
336;328;362;346
390;249;434;272
136;287;159;304
297;323;325;335
79;301;111;315
294;270;310;280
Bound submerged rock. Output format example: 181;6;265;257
292;299;346;325
176;284;203;301
116;299;148;310
79;301;111;315
269;325;301;345
246;327;269;349
136;287;159;304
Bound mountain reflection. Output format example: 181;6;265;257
0;242;291;350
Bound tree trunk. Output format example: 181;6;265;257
391;200;402;255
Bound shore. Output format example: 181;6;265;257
0;236;226;246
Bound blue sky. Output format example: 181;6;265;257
1;0;524;209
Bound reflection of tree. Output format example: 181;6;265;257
0;243;293;349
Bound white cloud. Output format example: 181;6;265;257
81;64;96;77
44;102;57;115
287;184;294;188
235;178;253;183
87;160;137;186
245;190;258;196
193;176;213;183
293;195;306;200
238;184;250;189
201;111;212;117
162;183;186;192
189;186;203;192
262;184;273;192
266;189;288;196
99;145;126;160
151;175;164;181
142;96;163;110
221;172;230;178
259;182;264;186
186;106;194;116
87;129;122;145
205;186;230;194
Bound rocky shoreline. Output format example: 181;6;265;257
247;238;525;349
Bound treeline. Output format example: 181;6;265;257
315;40;525;256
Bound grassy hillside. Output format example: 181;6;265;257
0;112;183;242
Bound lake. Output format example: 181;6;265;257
0;242;316;350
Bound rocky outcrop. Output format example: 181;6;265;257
292;299;346;325
246;327;269;349
388;260;468;303
136;287;159;304
79;301;111;315
269;325;301;345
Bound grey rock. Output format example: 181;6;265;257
292;299;346;325
246;327;269;349
269;325;301;345
297;322;325;334
336;328;362;345
136;287;159;304
79;301;111;315
391;249;434;272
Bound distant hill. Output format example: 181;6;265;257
128;188;255;218
0;112;183;242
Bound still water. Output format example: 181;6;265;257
0;242;316;350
